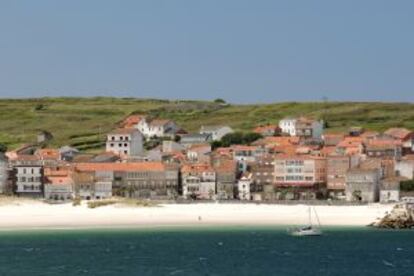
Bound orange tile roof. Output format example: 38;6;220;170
231;145;258;151
384;128;413;140
121;115;146;128
46;176;74;185
254;136;300;147
188;143;211;151
253;124;279;133
36;149;61;160
75;162;166;172
181;163;215;173
366;139;402;149
213;159;237;173
337;137;364;148
320;146;337;156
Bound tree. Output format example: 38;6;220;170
214;98;226;104
34;103;46;111
0;144;7;153
401;180;414;191
217;132;263;147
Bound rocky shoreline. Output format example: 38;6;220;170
371;203;414;229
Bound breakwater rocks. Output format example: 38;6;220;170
371;203;414;229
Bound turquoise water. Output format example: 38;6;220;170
0;226;413;275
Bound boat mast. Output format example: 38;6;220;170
313;207;322;227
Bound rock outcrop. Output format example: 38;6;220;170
372;203;414;229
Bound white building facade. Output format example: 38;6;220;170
15;166;44;197
106;129;144;156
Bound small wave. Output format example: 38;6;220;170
382;260;395;267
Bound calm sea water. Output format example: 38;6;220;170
0;226;413;276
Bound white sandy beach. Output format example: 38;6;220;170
0;200;395;230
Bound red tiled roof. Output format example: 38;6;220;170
121;115;145;128
384;128;413;140
253;124;279;133
181;163;215;173
36;149;61;160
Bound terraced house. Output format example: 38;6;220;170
274;154;327;199
181;163;216;199
74;162;179;199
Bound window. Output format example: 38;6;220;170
120;136;124;141
125;136;129;141
124;150;128;154
124;143;128;147
119;143;122;147
111;136;115;141
110;143;114;147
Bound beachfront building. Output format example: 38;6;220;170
274;154;327;200
106;128;144;157
326;154;361;199
232;145;261;174
238;174;252;200
345;168;380;202
74;162;179;199
250;155;275;200
213;157;237;199
380;177;403;203
200;125;233;141
44;164;73;201
181;163;216;200
13;155;44;198
279;117;323;139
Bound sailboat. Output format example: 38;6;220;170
288;206;323;236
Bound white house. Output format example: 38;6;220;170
106;129;144;157
15;165;44;198
279;117;323;139
200;125;233;141
279;118;298;136
121;115;181;139
380;177;403;203
238;174;252;200
181;163;216;199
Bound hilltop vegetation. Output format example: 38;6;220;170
0;97;413;151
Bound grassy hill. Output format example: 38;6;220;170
1;97;413;152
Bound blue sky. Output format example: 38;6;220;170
0;0;413;103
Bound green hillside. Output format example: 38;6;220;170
1;97;413;151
